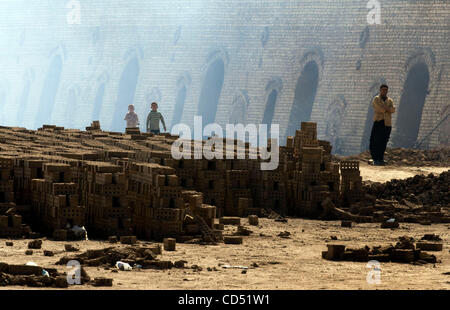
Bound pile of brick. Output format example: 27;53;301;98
334;147;450;167
322;235;442;264
0;262;89;288
56;245;179;270
363;170;450;208
0;121;446;241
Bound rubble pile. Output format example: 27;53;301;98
322;236;442;264
334;147;450;167
56;245;178;270
0;262;89;288
363;171;449;208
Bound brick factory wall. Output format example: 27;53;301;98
0;0;448;154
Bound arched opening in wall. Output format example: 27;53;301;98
393;62;429;148
360;95;377;152
229;92;248;125
91;83;105;122
262;90;278;126
171;85;186;130
197;59;225;125
286;61;319;138
34;55;63;129
0;90;6;124
111;57;140;132
16;80;31;126
64;89;78;128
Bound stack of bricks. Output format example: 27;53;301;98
0;203;24;237
84;162;131;237
0;156;15;204
0;120;369;240
31;163;85;233
195;159;226;216
339;161;364;206
128;162;186;239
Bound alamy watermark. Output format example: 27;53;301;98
171;116;279;171
66;260;81;285
366;260;381;285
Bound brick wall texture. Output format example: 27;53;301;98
0;0;448;154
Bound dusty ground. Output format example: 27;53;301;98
1;165;449;290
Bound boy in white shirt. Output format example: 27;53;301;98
124;104;139;129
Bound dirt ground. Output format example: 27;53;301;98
1;165;449;290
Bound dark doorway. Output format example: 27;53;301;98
286;61;319;138
360;95;376;152
34;55;63;128
171;85;186;129
91;83;105;122
111;57;140;132
393;63;430;148
197;59;225;125
16;79;31;126
262;89;278;125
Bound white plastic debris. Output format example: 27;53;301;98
387;218;396;223
42;269;50;277
26;262;38;266
115;261;132;271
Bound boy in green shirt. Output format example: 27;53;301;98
146;102;166;134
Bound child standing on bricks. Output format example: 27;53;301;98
146;102;166;134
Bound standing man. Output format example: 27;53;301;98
369;84;395;166
146;102;166;134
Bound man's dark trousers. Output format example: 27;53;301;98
381;126;392;161
369;120;388;162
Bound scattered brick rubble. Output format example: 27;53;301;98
0;262;90;288
322;235;442;264
334;147;450;167
55;245;182;270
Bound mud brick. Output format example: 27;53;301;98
0;215;8;228
167;175;178;187
12;215;22;228
8;264;43;276
163;238;176;251
213;229;223;241
44;250;54;257
145;261;173;269
25;250;33;255
418;252;437;263
415;242;443;251
92;277;113;287
223;236;243;244
325;244;346;260
213;223;225;230
108;236;118;243
52;183;77;195
120;236;137;244
55;276;69;288
28;239;42;249
381;221;399;229
185;224;200;234
341;220;352;227
391;249;414;263
219;217;241;225
96;173;112;185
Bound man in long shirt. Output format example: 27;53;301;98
124;104;139;129
146;102;166;134
369;84;396;166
